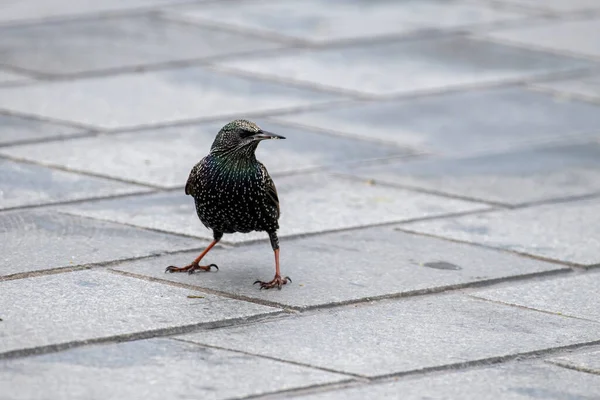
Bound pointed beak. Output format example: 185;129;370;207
252;130;286;141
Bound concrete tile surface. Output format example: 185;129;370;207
338;141;600;205
0;338;349;400
0;210;199;277
214;36;592;96
179;295;600;377
0;66;340;129
533;73;600;102
293;362;600;400
0;120;412;188
166;0;525;43
402;197;600;265
471;273;600;322
0;158;149;209
0;69;30;85
0;113;86;146
482;18;600;59
549;349;600;374
57;173;489;244
491;0;600;13
0;270;279;355
0;0;202;24
0;14;283;75
274;88;600;155
112;226;567;309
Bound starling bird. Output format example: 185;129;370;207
165;120;290;290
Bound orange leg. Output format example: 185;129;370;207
254;248;291;290
165;240;219;274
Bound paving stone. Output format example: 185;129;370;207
482;18;600;59
0;113;85;146
0;0;202;24
178;294;599;377
338;141;600;205
0;66;340;129
0;14;283;76
112;226;567;309
0;158;149;209
166;0;525;44
213;36;592;97
549;349;600;374
0;120;412;189
0;338;349;400
293;362;600;400
471;273;600;322
0;210;199;277
274;88;600;154
0;270;279;355
0;69;29;85
402;198;600;265
533;73;600;103
58;173;489;244
491;0;600;13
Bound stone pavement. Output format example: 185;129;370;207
1;0;600;398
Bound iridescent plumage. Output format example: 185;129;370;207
165;120;290;289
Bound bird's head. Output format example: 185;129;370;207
210;119;285;156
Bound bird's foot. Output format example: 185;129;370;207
165;263;218;274
253;274;291;290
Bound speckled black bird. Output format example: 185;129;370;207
165;120;290;289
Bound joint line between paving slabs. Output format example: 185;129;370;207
467;295;600;325
171;337;367;380
545;360;600;376
395;227;589;269
106;268;297;311
0;108;101;131
0;311;286;361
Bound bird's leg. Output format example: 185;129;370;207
254;232;291;290
165;239;219;274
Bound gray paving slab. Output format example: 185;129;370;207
533;73;600;103
0;270;279;355
481;18;600;59
58;173;489;244
0;158;150;209
0;209;199;277
0;120;412;189
0;66;340;129
549;349;600;374
112;226;567;309
293;362;600;400
178;294;600;377
166;0;525;44
490;0;600;13
471;273;600;322
402;197;600;265
337;141;600;205
274;88;600;155
0;0;203;24
0;338;349;400
213;36;592;97
0;70;30;85
0;113;86;146
0;14;283;76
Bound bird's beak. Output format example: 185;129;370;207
252;130;286;141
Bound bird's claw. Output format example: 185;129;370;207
164;263;219;274
253;275;291;290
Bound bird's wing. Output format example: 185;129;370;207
185;163;202;196
261;164;280;220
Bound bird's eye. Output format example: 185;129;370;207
240;129;259;138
